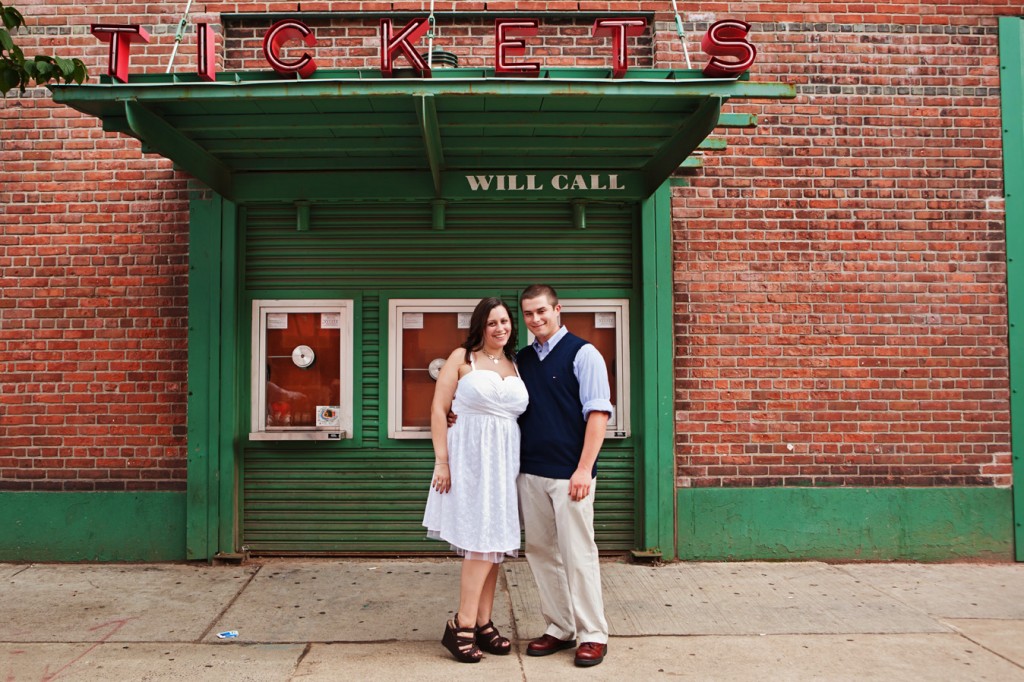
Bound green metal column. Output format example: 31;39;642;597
1000;16;1024;562
639;181;677;556
186;194;239;560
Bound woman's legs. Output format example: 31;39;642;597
457;558;495;628
474;563;501;625
450;558;511;659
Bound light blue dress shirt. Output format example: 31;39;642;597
531;326;615;421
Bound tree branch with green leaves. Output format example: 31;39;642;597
1;1;87;96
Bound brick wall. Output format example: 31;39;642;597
1;0;192;491
0;1;1017;491
674;15;1011;487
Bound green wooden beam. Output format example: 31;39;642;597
640;96;721;196
101;115;131;135
697;137;728;150
640;181;677;555
226;156;651;172
717;113;758;128
186;195;241;560
201;138;666;156
203;139;425;154
171;111;684;133
999;16;1024;562
124;101;234;199
186;195;220;561
417;94;445;196
216;199;240;557
55;74;796;105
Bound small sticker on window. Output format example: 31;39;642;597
458;313;471;329
267;313;288;329
321;312;341;329
595;312;616;329
403;313;424;329
317;406;341;427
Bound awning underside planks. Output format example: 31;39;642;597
52;69;795;202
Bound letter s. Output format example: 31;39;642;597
701;20;756;79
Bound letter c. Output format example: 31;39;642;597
263;20;318;78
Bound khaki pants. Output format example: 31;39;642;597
517;473;608;644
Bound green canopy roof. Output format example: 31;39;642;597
51;69;795;202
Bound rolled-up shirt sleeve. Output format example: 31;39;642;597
573;343;615;421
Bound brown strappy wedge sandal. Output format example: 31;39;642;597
442;615;482;663
475;620;511;655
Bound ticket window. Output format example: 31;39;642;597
388;299;479;439
249;299;354;441
536;300;631;439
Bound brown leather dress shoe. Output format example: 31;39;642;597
574;641;608;667
526;633;577;657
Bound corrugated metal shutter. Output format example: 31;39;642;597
241;201;638;554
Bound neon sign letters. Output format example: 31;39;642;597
90;17;757;84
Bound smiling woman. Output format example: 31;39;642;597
421;296;528;663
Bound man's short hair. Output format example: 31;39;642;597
520;284;559;306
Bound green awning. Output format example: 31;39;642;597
51;69;795;202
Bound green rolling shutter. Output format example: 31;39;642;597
241;201;639;554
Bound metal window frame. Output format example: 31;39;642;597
249;298;355;441
387;298;481;439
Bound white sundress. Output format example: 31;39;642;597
422;356;529;563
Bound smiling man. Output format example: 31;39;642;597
515;283;614;668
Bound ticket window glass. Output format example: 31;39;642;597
250;299;354;441
532;299;631;439
388;299;479;439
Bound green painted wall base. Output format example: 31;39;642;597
677;487;1014;562
0;492;187;562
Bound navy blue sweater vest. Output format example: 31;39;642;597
517;332;593;480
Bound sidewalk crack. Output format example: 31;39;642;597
196;563;263;643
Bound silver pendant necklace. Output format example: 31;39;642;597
482;350;501;364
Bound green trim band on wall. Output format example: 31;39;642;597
677;487;1013;562
999;16;1024;562
0;492;186;562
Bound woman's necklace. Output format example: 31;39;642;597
482;350;502;364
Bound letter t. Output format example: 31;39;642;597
592;18;646;78
90;24;151;83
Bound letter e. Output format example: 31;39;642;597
495;19;540;76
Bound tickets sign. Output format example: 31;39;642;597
90;17;756;83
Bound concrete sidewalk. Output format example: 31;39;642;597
3;558;1024;681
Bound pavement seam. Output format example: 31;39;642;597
940;618;1024;672
286;642;314;681
195;563;264;643
499;565;529;681
10;564;33;579
830;563;957;634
